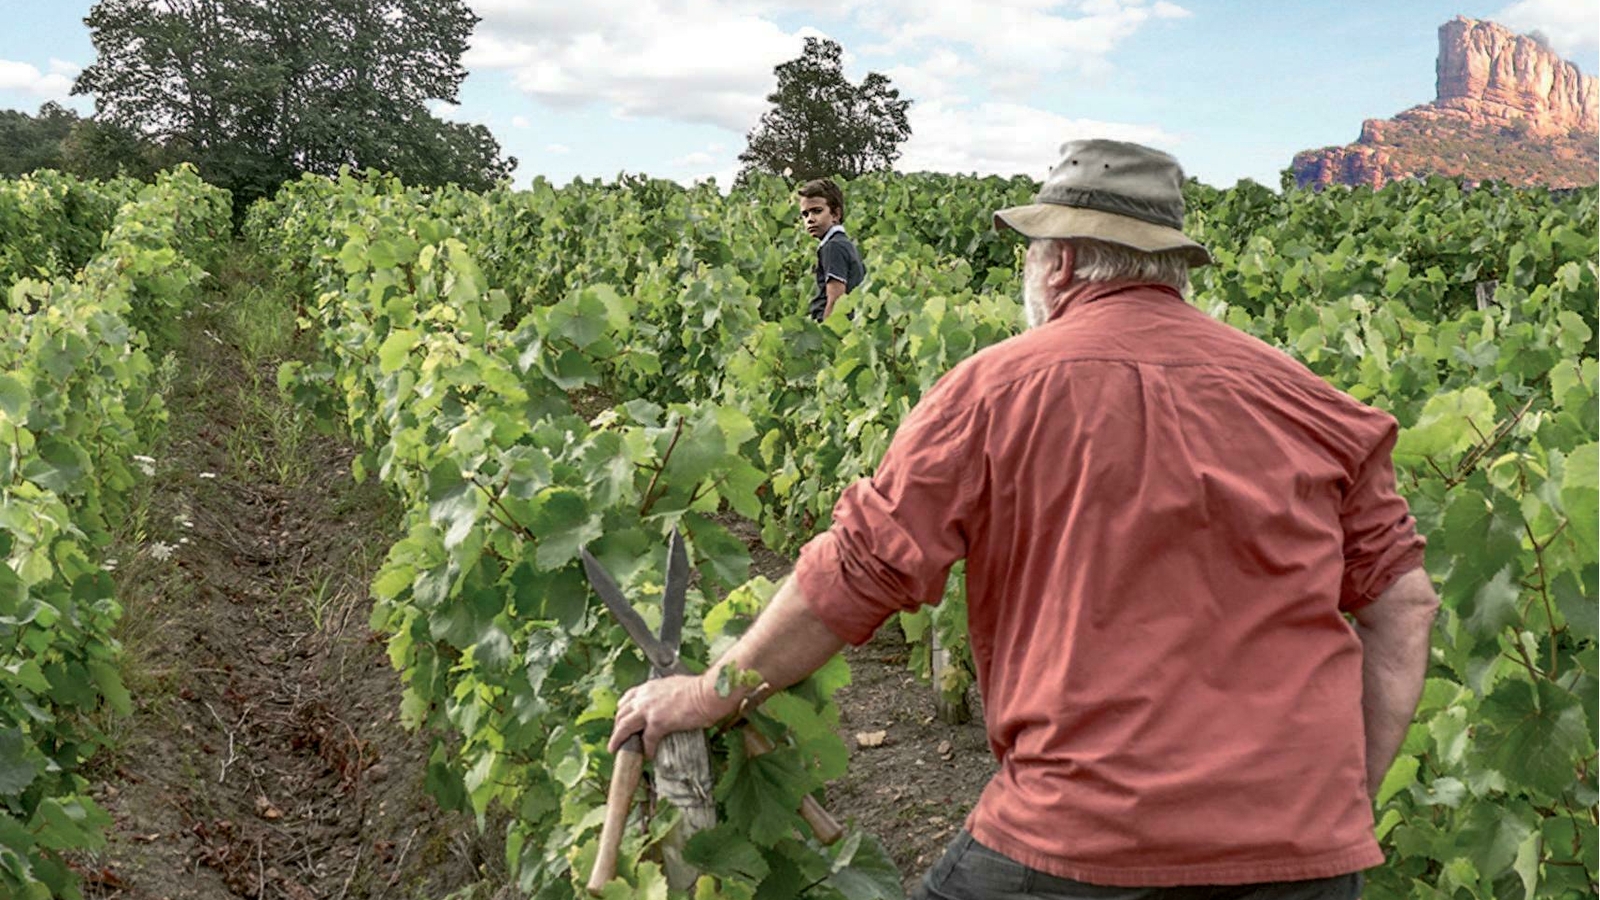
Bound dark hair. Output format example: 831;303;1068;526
797;178;845;223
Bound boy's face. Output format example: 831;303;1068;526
799;196;837;238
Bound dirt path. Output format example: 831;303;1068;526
76;252;499;900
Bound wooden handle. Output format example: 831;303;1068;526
587;735;644;896
740;726;844;846
798;794;844;845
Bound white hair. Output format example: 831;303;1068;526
1044;237;1193;297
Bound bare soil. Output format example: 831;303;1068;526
73;266;501;899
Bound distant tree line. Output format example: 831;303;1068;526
4;0;515;219
0;101;180;181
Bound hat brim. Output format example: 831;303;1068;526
994;204;1212;268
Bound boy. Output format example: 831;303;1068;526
798;178;866;321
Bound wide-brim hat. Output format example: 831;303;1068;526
994;139;1212;267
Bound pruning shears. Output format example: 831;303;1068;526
581;530;692;895
580;530;842;895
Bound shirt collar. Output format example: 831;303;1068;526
818;224;847;245
1048;281;1183;323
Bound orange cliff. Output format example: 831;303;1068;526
1291;17;1599;190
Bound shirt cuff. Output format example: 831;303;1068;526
1341;542;1427;613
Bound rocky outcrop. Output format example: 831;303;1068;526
1291;17;1598;189
1432;17;1597;135
1292;145;1394;191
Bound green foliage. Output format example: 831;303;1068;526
737;38;912;186
0;167;230;898
0;104;78;178
0;103;195;186
0;170;141;287
75;0;514;215
250;169;1598;899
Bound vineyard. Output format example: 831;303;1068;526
0;165;1594;900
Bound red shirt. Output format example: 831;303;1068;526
794;283;1426;887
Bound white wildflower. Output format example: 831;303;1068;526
148;541;175;562
199;472;217;480
104;558;118;572
132;454;156;476
178;537;190;545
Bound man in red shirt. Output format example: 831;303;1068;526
609;139;1440;899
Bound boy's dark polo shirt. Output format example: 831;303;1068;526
810;226;866;321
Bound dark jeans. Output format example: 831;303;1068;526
912;831;1364;900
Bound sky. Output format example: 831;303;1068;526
1;0;1596;191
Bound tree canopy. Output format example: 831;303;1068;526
0;103;76;177
0;102;168;180
737;37;912;185
73;0;515;211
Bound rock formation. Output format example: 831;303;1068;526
1292;17;1598;189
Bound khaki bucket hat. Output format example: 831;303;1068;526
994;139;1212;267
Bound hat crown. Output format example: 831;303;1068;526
1036;139;1188;230
989;138;1212;268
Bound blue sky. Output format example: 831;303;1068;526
1;0;1595;191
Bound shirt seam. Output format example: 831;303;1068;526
921;317;1359;440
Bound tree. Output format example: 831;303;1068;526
73;0;515;212
737;37;911;185
0;103;78;176
58;117;175;181
0;101;173;180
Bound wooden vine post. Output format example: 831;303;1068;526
930;630;971;725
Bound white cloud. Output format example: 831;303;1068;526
546;143;571;154
511;115;531;128
0;59;74;99
1493;0;1600;61
47;59;80;77
427;101;498;128
880;49;976;104
673;151;716;167
896;100;1180;177
854;0;1192;96
467;0;823;131
465;0;1190;131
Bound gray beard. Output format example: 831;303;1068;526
1023;265;1051;329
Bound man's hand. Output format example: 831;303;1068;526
606;576;846;759
608;673;740;758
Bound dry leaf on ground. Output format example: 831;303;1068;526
856;730;888;748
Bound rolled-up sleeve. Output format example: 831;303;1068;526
1339;419;1427;612
793;393;985;645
